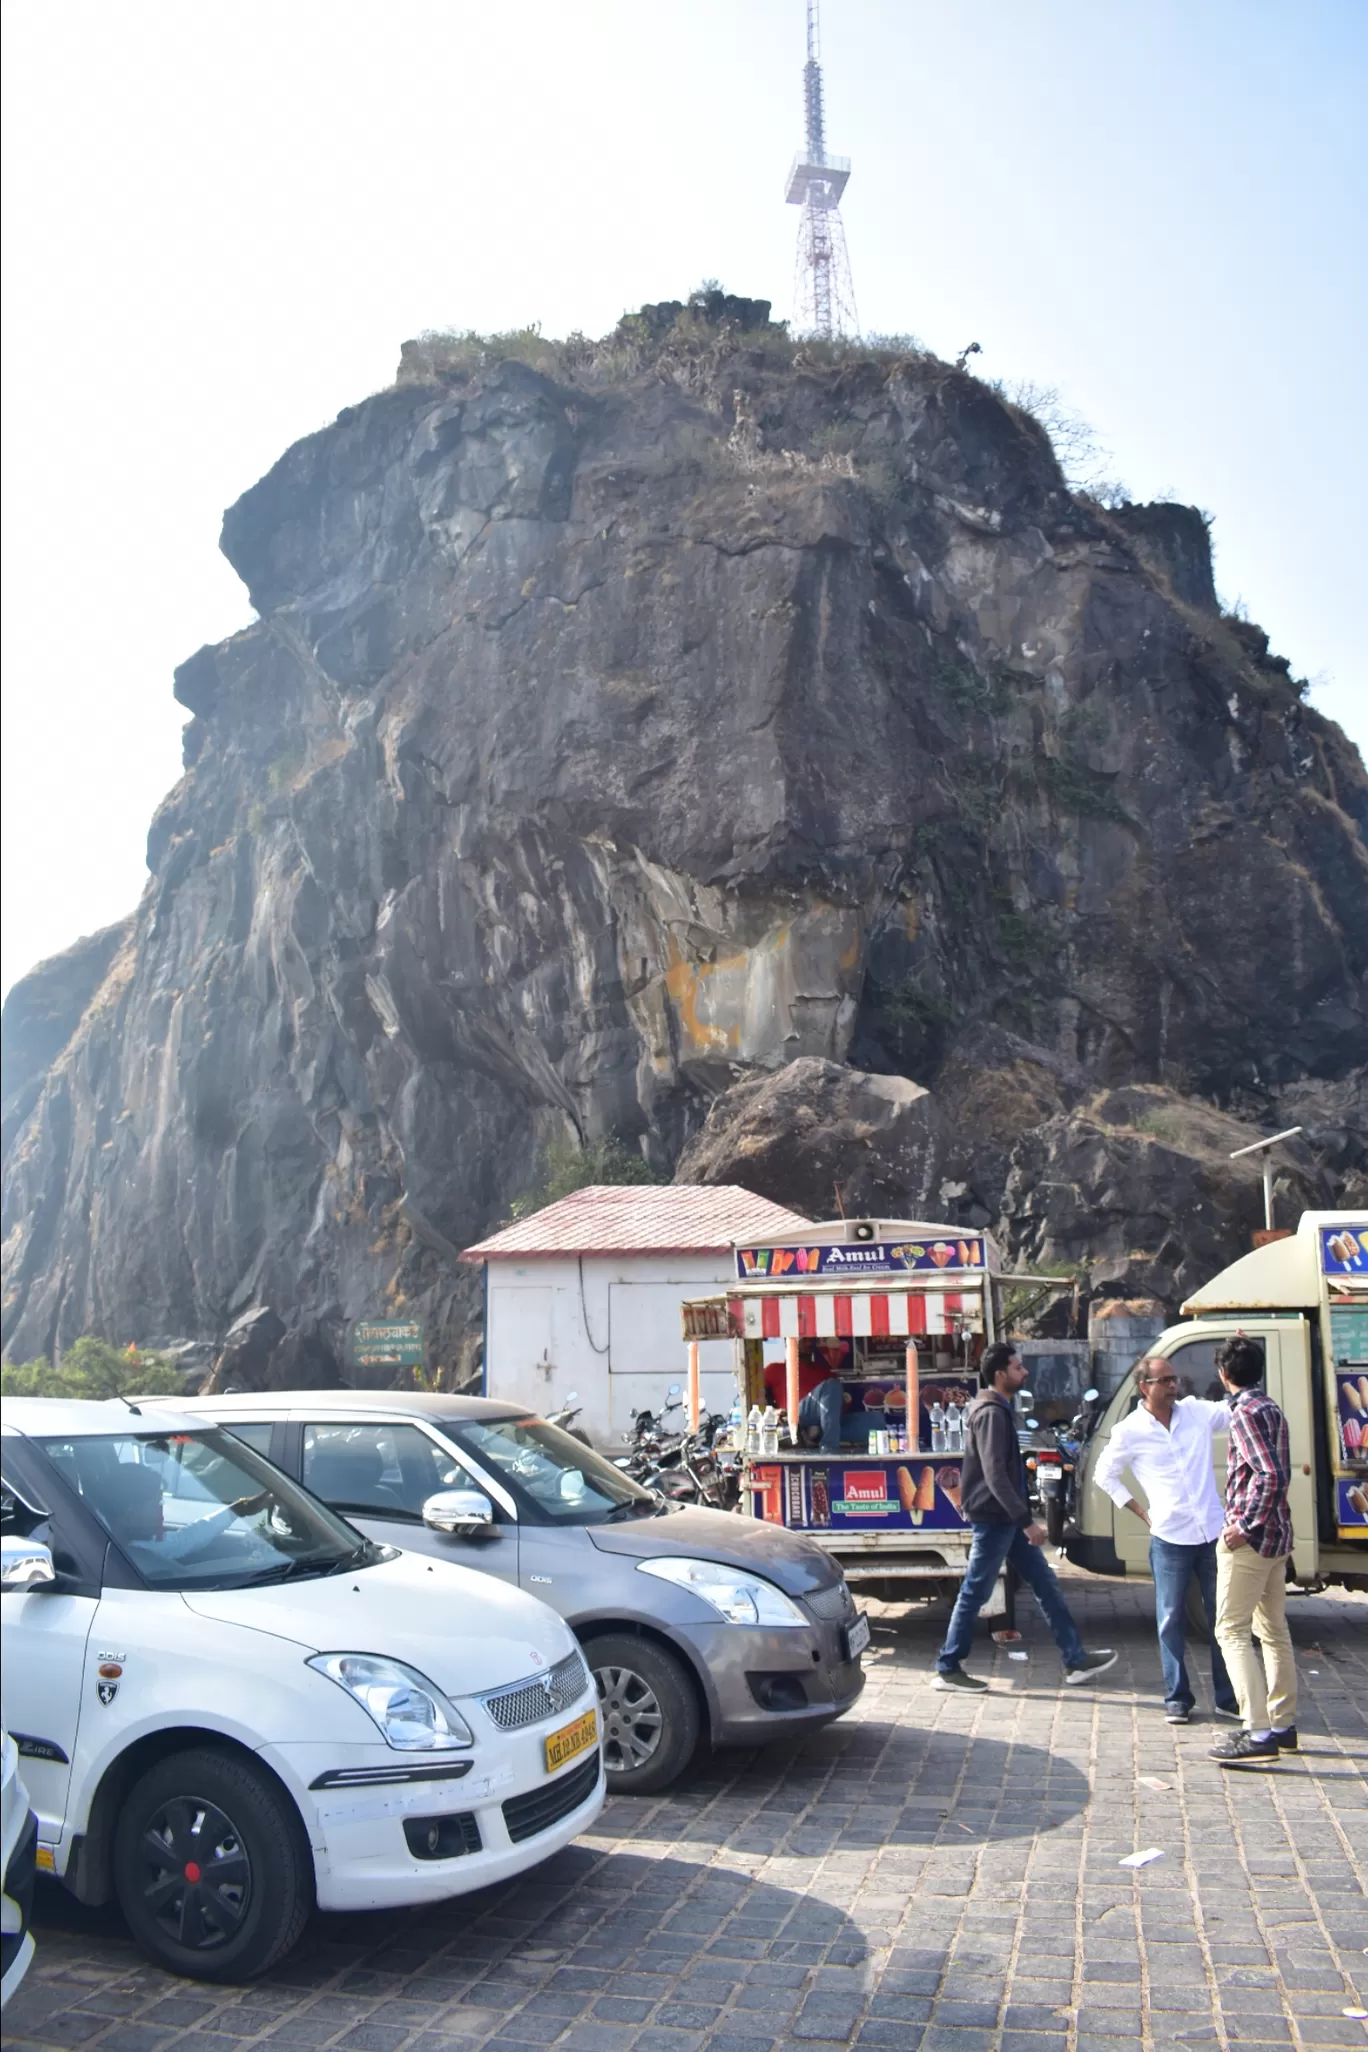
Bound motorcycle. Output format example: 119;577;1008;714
544;1390;592;1447
1021;1389;1100;1546
614;1400;738;1510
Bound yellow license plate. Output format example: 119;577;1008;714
544;1707;598;1773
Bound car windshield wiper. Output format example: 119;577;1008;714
320;1540;380;1575
603;1494;665;1521
237;1553;355;1586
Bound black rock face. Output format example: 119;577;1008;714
3;317;1366;1373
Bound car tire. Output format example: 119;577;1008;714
113;1747;311;1981
586;1634;699;1795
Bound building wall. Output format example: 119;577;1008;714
484;1253;740;1446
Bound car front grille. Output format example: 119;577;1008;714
804;1580;856;1623
478;1649;589;1732
502;1753;602;1844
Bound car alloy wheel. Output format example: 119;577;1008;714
596;1662;664;1773
137;1795;251;1952
585;1634;699;1794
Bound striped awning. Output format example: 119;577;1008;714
730;1289;973;1340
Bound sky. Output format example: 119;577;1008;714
2;0;1364;999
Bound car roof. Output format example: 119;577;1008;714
1;1396;209;1438
165;1390;533;1424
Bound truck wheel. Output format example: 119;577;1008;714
113;1747;311;1981
587;1635;699;1795
1046;1497;1067;1548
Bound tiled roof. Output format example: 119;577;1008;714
461;1185;809;1261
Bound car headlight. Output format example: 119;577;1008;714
637;1557;808;1627
307;1653;474;1750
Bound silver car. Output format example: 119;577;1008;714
178;1392;867;1794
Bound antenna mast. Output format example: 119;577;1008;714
785;0;858;339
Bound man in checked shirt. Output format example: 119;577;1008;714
1209;1334;1298;1768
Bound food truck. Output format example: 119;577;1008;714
682;1218;1047;1613
1069;1210;1368;1587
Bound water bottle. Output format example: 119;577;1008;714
746;1405;762;1458
947;1401;964;1454
761;1405;780;1457
730;1393;745;1451
930;1402;947;1454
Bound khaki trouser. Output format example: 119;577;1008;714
1214;1543;1296;1733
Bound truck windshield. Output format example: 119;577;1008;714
35;1429;372;1590
446;1417;657;1525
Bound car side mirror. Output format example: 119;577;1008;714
422;1489;495;1536
1;1536;57;1589
1026;1417;1040;1430
1083;1388;1100;1403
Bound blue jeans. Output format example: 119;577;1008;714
1149;1536;1238;1713
938;1521;1086;1673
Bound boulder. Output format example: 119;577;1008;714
675;1058;947;1220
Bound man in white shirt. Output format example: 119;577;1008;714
1095;1357;1240;1725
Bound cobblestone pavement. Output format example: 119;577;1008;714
7;1574;1366;2052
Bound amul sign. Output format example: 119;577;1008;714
349;1320;425;1368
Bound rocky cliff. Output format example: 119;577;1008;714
4;293;1366;1378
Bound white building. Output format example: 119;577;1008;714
462;1185;807;1447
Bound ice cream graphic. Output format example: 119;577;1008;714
1347;1485;1368;1522
1358;1376;1368;1407
897;1464;938;1524
1346;1383;1364;1412
939;1466;966;1521
929;1242;955;1269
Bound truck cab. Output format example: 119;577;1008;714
1069;1211;1368;1590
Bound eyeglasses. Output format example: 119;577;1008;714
1143;1375;1179;1387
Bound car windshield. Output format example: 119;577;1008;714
35;1429;372;1590
446;1417;657;1525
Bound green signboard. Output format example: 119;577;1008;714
350;1320;425;1369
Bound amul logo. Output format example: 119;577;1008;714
842;1471;890;1502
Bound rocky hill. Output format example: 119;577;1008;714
4;291;1366;1381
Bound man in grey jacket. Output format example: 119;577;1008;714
935;1343;1118;1692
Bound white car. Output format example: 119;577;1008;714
1;1726;37;2008
0;1399;604;1981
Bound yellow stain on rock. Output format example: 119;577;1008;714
661;931;754;1054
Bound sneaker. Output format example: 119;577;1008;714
1211;1705;1242;1723
1271;1724;1298;1752
933;1668;989;1693
1064;1650;1118;1686
1210;1731;1279;1769
1165;1703;1191;1725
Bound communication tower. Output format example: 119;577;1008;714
785;0;858;339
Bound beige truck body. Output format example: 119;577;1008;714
1070;1211;1368;1589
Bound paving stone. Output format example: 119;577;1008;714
15;1578;1366;2052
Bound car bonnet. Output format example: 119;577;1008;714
180;1548;574;1699
587;1502;842;1596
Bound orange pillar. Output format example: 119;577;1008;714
906;1341;920;1453
687;1341;701;1431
